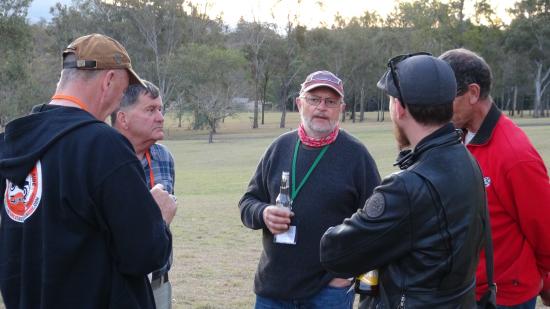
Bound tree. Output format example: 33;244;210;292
230;20;277;128
111;0;186;106
507;0;550;117
0;0;32;128
272;20;305;128
177;44;247;143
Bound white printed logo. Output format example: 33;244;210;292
4;161;43;222
483;176;491;188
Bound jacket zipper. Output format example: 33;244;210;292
397;294;406;309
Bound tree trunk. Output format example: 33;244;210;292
193;109;200;130
512;86;518;117
280;101;287;128
261;72;269;125
208;118;216;144
253;91;259;128
533;61;550;118
359;84;365;122
212;120;217;133
377;91;381;122
261;100;265;125
280;87;288;128
351;96;356;123
178;102;184;128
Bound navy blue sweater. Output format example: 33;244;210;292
239;130;380;300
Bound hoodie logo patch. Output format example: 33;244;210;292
4;161;43;223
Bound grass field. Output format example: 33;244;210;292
1;111;549;309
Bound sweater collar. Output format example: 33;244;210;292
469;103;501;146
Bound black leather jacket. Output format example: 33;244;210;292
320;124;486;308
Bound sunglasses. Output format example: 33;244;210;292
387;52;432;106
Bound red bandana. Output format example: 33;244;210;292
298;123;340;148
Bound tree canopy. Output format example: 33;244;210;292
1;0;549;131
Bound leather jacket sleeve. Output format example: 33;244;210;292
320;173;413;277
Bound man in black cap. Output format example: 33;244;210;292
320;53;487;307
240;70;380;308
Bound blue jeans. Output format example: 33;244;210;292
255;286;354;309
497;296;537;309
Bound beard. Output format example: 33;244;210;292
393;122;411;150
300;112;339;137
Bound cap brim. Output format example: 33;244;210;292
127;67;145;87
301;83;344;98
377;70;399;98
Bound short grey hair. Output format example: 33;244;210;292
110;79;160;125
57;54;102;90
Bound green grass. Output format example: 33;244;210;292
164;111;550;308
1;111;549;309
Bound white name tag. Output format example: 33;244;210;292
274;225;297;245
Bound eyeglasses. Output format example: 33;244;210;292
387;52;432;106
302;96;342;108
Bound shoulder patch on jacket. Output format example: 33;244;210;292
365;192;385;218
4;161;43;223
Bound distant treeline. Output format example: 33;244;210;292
1;0;550;133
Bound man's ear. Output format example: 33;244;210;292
467;83;481;105
394;98;407;120
101;70;116;91
295;97;303;112
339;101;346;113
116;110;129;130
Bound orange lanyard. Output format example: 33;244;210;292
51;94;89;111
145;149;155;189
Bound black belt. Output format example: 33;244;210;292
151;273;169;289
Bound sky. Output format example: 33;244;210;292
28;0;519;27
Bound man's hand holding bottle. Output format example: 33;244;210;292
263;206;294;235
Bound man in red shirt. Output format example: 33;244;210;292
440;48;550;308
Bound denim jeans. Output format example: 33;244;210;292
497;296;537;309
255;286;355;309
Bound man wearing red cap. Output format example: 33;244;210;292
239;70;380;308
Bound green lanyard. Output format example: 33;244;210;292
291;139;330;202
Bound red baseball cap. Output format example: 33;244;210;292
300;70;344;98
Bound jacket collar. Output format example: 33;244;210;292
394;123;462;170
469;103;501;146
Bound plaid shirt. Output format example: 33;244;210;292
141;143;175;280
141;143;175;194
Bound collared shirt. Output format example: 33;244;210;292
141;143;175;194
140;143;175;280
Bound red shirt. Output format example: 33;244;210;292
468;105;550;306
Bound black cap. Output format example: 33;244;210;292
377;54;457;105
